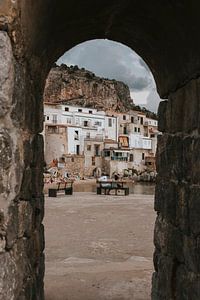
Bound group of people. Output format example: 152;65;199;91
98;172;121;188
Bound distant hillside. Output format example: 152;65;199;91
44;64;134;112
44;64;157;119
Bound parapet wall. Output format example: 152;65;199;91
152;78;200;299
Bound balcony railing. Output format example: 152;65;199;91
111;157;128;161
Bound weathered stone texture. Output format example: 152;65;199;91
0;129;13;199
0;128;12;170
153;77;200;299
0;30;44;299
0;31;14;118
158;78;200;134
156;134;200;184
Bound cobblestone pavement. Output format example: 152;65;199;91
44;192;155;300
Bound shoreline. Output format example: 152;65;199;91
44;179;155;195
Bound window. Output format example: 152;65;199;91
86;132;90;138
84;120;88;127
104;150;110;157
89;110;93;114
92;156;95;166
140;117;143;125
108;118;112;127
142;153;145;160
130;154;134;162
134;127;137;132
138;128;140;133
52;115;57;124
123;115;126;120
131;116;134;123
78;109;82;112
123;126;127;134
76;145;80;155
47;116;49;121
94;121;102;126
94;145;100;156
65;107;69;111
74;130;79;140
87;145;91;151
66;118;71;124
47;126;58;134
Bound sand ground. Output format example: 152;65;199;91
44;191;155;300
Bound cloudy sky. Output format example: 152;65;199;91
57;39;161;113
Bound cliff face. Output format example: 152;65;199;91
44;64;134;112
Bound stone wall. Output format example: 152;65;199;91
1;1;200;300
0;28;44;300
64;155;85;178
152;78;200;299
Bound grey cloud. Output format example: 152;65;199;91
58;39;161;112
145;88;161;113
58;39;152;91
138;57;151;73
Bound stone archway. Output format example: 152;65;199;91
0;1;200;299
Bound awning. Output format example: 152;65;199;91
113;149;129;153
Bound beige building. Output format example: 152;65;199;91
43;104;159;178
44;124;68;164
84;136;104;177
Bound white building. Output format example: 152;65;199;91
43;103;159;174
44;103;118;162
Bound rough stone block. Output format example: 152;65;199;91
188;186;200;236
0;129;12;170
5;203;18;250
154;179;177;224
33;225;45;259
31;167;44;198
23;140;33;167
18;201;33;238
19;167;32;200
0;31;14;118
157;100;168;132
175;265;200;300
11;61;26;128
30;134;44;168
183;235;200;274
182;136;200;184
163;78;200;134
151;253;174;300
0;252;18;299
156;134;183;181
157;134;200;184
154;215;184;263
31;196;44;230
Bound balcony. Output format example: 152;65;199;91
84;135;104;142
111;156;128;161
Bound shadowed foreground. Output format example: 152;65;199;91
44;192;155;300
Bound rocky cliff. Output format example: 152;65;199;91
44;64;134;112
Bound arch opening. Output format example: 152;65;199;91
1;2;200;300
43;39;159;299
